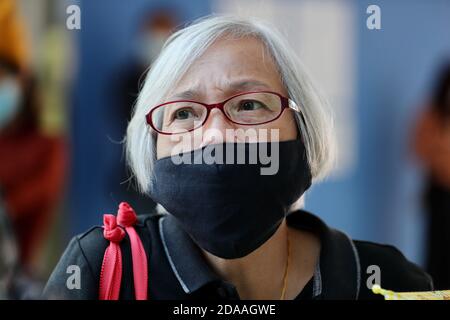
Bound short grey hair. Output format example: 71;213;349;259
126;14;337;195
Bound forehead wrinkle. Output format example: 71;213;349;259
167;38;281;101
168;78;273;102
169;89;198;100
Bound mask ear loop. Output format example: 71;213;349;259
288;100;313;190
289;99;307;145
149;129;158;194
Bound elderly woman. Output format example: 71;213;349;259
44;15;432;300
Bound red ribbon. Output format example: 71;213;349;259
117;202;148;300
98;202;148;300
99;214;125;300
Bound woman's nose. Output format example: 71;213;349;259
201;108;236;144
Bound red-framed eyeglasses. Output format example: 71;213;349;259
145;90;302;135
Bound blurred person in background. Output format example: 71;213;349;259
413;62;450;290
0;0;68;298
0;55;68;275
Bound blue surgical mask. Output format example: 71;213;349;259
0;78;21;130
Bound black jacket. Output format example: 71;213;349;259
43;209;433;300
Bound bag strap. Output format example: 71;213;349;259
99;202;148;300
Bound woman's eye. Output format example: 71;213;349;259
238;100;266;111
173;108;195;120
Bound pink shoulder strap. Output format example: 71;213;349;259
99;214;125;300
117;202;148;300
99;202;148;300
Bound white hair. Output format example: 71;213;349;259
126;14;337;196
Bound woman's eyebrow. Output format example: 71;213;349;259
169;90;197;100
228;79;272;91
169;79;272;100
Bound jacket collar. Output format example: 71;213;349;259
159;210;361;299
158;214;221;294
286;211;361;299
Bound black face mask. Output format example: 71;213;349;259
149;139;312;259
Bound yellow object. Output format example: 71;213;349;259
0;0;29;69
372;284;450;300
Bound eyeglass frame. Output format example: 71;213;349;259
145;90;303;135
